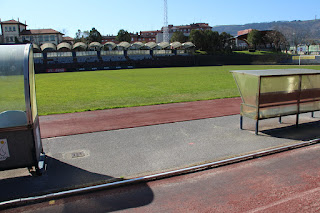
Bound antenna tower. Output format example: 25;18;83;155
163;0;169;43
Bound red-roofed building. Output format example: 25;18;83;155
102;23;212;44
237;29;253;36
62;36;75;44
157;23;212;42
138;30;160;42
0;19;63;45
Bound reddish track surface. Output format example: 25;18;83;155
5;143;320;212
15;97;317;212
39;98;241;138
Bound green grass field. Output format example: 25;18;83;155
0;75;26;113
33;65;320;115
233;50;288;55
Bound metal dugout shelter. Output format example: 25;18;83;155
0;44;45;175
231;69;320;134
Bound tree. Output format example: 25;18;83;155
189;29;206;50
189;30;235;53
74;29;88;43
276;26;307;53
219;32;234;52
88;27;102;43
204;30;220;52
247;29;262;50
170;31;187;43
116;29;131;42
263;30;288;51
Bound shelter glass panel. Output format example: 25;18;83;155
232;73;258;106
260;76;300;94
29;49;37;122
0;45;28;128
300;74;320;112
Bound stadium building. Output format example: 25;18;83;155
157;23;212;42
102;23;212;43
0;19;196;73
0;19;66;45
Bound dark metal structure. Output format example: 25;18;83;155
0;44;45;174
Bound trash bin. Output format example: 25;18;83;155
0;44;45;175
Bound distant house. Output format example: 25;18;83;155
62;36;75;45
102;32;158;44
234;29;273;49
102;23;213;44
157;23;212;43
0;19;64;45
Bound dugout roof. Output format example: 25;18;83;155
57;42;72;51
145;42;157;49
158;42;170;49
131;42;144;49
40;43;56;51
104;42;117;50
89;42;102;49
32;43;40;52
171;42;182;49
182;42;195;49
73;42;87;50
117;41;131;49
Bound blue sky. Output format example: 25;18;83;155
1;0;320;37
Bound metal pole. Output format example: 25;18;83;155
296;75;302;127
255;120;259;135
256;76;262;135
163;0;169;43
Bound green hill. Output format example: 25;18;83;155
212;19;320;43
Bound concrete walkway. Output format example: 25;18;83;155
0;98;319;204
39;98;241;138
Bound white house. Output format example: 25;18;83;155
0;19;63;45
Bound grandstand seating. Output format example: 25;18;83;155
77;56;99;63
153;50;174;56
33;47;195;73
101;55;127;62
47;57;73;64
34;58;44;64
128;55;152;61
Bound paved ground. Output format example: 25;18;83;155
0;98;319;207
4;143;320;213
39;98;241;139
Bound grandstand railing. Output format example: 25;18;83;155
76;51;97;57
47;52;73;57
153;50;174;56
127;50;150;55
101;50;124;56
34;53;43;58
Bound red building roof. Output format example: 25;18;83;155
1;19;27;26
20;29;63;35
237;29;253;36
62;36;74;41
